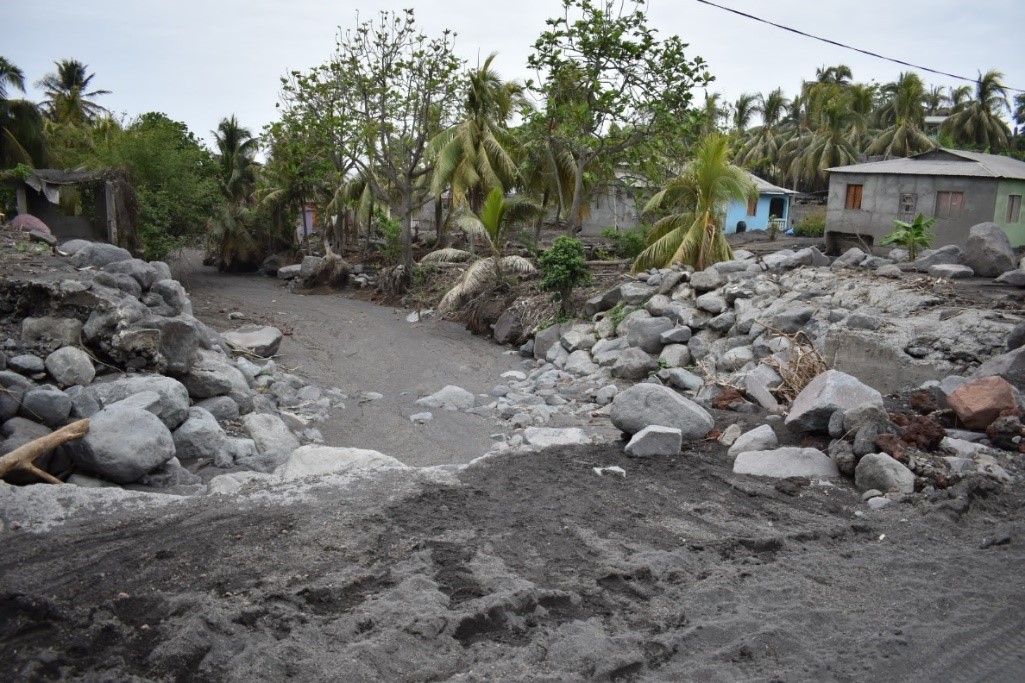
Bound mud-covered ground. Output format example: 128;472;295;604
3;440;1024;682
3;238;1025;681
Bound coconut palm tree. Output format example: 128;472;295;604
213;115;259;202
429;53;525;214
815;64;853;86
781;98;861;188
947;85;973;113
941;70;1012;151
734;88;790;184
868;72;935;158
924;85;946;115
0;57;46;168
36;59;110;126
732;93;759;134
207;116;260;270
633;133;755;272
420;188;542;311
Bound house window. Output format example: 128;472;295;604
747;197;758;216
1008;195;1022;223
845;184;863;210
935;191;964;219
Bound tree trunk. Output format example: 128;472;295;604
399;187;413;290
434;197;444;246
568;156;588;234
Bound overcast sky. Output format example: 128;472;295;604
7;0;1025;151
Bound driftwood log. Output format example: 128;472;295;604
0;419;90;485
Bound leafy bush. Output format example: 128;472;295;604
881;213;936;261
375;210;402;264
792;211;826;237
539;236;592;317
600;227;648;259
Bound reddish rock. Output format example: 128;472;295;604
986;414;1025;451
874;433;906;462
901;416;946;451
909;391;937;414
9;214;51;234
947;376;1018;430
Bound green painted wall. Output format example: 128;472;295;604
995;179;1025;246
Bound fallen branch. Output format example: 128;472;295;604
0;419;90;485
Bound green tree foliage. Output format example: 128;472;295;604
0;56;47;169
206;115;261;270
867;72;935;158
539;236;591;316
881;212;936;261
429;53;525;214
36;59;111;126
421;188;542;311
90;112;220;259
941;70;1012;151
332;9;463;284
527;0;711;233
634;133;754;272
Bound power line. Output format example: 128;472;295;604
694;0;1025;94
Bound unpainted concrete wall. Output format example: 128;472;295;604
825;173;999;248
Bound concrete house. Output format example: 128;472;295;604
824;149;1025;251
724;172;796;234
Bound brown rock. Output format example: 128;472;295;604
985;414;1025;451
909;391;937;414
874;433;906;462
901;415;946;451
947;376;1018;430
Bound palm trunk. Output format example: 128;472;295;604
568;156;588;234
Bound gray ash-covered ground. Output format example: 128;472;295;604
3;439;1024;682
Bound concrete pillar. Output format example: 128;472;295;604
105;181;118;245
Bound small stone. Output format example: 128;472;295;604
717;423;742;446
727;424;778;458
410;412;433;423
625;425;682;457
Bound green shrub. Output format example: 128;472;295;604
792;211;826;237
600;227;648;259
375;210;402;264
539;236;592;317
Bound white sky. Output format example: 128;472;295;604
6;0;1025;151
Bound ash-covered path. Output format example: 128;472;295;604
173;251;520;466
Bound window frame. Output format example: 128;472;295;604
1007;194;1022;223
845;183;863;210
935;190;965;219
747;196;758;216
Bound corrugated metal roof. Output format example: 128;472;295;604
828;149;1025;180
747;171;796;195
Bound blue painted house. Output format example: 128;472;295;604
724;173;796;234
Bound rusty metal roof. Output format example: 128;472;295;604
828;149;1025;180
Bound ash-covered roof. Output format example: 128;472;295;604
828;149;1025;180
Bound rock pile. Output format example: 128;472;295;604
0;239;345;493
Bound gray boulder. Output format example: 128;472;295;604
727;424;778;458
610;383;713;439
194;395;241;422
9;354;45;375
564;350;598;376
70;242;132;268
911;244;964;271
995;270;1025;287
19;386;72;427
103;258;159;290
129;316;203;375
785;370;884;433
243;412;301;455
690;269;724;292
173;407;232;466
660;326;692;344
832;248;867;269
67;404;175;484
299;255;323;282
975;346;1025;389
88;375;191;429
619;281;657;305
150;261;173;282
180;350;253;412
625;425;682;457
44;346;95;387
274;445;406;481
94;271;143;299
416;385;475;411
492;310;524;345
626;316;673;353
277;263;301;280
964;222;1016;277
222;325;283;358
666;368;704;392
659;344;691;369
855;452;915;493
611;348;659;380
560;328;597;353
876;264;903;279
733;447;840;478
695;292;726;314
21;316;83;347
928;264;974;279
533;324;564;360
771;306;815;333
151;279;192;316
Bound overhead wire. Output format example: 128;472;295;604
693;0;1024;94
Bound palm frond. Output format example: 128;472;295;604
498;255;536;274
420;248;475;263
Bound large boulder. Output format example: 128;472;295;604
150;280;192;316
10;214;51;234
21;316;83;348
274;445;406;481
44;346;95;387
222;325;283;358
19;386;72;428
611;348;659;380
492;310;524;346
727;424;778;458
94;271;143;299
610;384;713;439
625;425;682;457
242;413;300;455
180;349;253;411
963;222;1016;277
70;242;132;268
626;316;673;354
533;324;564;361
946;376;1018;430
415;385;475;411
733;447;839;478
975;346;1025;389
172;407;231;466
910;244;964;271
785;370;883;433
101;258;159;290
87;375;191;429
67;404;175;483
854;452;915;493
